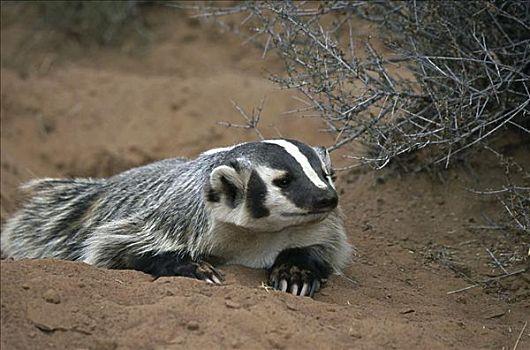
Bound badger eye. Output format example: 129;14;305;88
273;174;292;188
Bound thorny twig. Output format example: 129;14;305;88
186;0;528;167
467;146;530;234
446;267;527;295
485;248;509;275
186;0;529;232
513;321;528;350
218;98;266;140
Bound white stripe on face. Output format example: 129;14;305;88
263;140;328;189
318;156;335;190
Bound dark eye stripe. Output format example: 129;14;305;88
246;170;270;218
263;140;328;189
273;174;292;188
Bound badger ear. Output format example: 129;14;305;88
313;146;333;173
206;160;249;208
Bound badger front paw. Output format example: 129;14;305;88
132;251;224;284
268;246;332;297
171;261;224;284
269;264;324;297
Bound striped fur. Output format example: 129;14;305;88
1;140;352;275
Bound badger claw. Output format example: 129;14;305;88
309;279;320;298
189;261;224;284
210;273;222;284
300;282;309;296
290;283;299;296
268;264;324;297
279;279;288;292
136;251;224;284
155;260;224;284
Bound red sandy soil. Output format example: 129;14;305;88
1;5;528;350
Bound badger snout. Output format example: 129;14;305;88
312;190;338;211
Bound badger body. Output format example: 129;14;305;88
1;139;352;297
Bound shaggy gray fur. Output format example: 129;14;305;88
1;140;351;275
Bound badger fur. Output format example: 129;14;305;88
1;139;352;297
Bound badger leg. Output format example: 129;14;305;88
82;220;223;284
130;251;223;283
268;246;332;297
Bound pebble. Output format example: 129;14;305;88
186;321;200;331
90;339;117;350
268;338;285;349
231;338;242;348
285;302;297;311
168;336;185;345
43;289;61;304
400;308;415;314
225;300;241;309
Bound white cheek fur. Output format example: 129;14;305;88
204;209;351;271
206;165;318;233
255;166;306;215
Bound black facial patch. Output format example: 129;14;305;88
224;140;336;212
205;185;220;203
272;173;293;189
257;141;332;211
220;176;240;208
246;170;270;218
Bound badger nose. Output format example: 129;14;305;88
314;191;338;211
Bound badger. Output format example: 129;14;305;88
1;139;352;297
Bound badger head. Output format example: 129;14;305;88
204;139;338;232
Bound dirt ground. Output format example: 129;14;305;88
1;4;528;350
